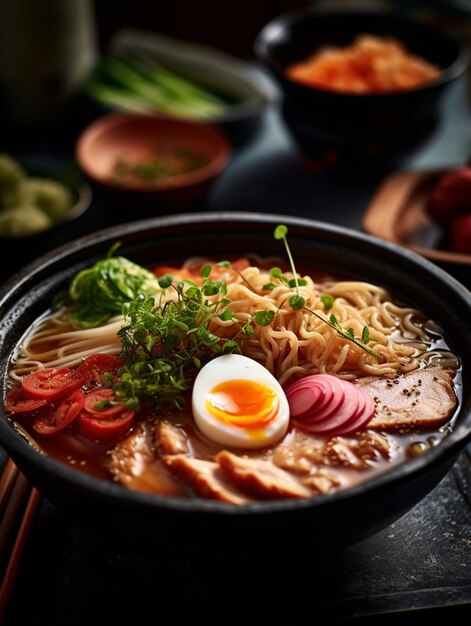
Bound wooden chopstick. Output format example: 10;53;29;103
0;458;42;622
0;460;18;517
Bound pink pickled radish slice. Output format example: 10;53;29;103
285;375;334;417
335;389;376;435
301;381;360;433
298;376;345;424
288;373;377;436
286;382;325;418
287;375;338;422
319;387;368;436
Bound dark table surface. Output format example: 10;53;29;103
1;72;471;625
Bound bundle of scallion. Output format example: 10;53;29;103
86;56;238;119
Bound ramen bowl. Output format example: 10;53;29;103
255;9;468;168
0;213;469;555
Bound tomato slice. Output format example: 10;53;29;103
33;389;84;436
153;258;251;285
83;388;127;418
76;354;123;387
77;409;135;441
208;257;251;284
153;265;194;282
22;367;86;401
4;387;48;413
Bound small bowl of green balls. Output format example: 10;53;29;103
0;153;91;239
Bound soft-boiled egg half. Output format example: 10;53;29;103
192;354;290;449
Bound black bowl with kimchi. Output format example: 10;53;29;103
254;10;469;167
0;213;469;554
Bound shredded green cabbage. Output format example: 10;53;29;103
67;246;161;327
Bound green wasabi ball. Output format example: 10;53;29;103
19;178;73;223
0;154;26;208
0;204;52;237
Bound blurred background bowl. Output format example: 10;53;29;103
363;167;471;288
255;9;469;169
81;29;278;147
75;112;231;212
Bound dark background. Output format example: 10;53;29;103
92;0;471;58
93;0;309;59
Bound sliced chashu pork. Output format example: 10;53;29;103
216;451;312;499
155;420;189;455
323;431;392;470
272;429;392;474
161;455;251;505
109;421;245;502
107;422;186;497
110;420;307;503
355;366;457;431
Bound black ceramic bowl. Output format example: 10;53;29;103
254;9;469;167
0;213;470;555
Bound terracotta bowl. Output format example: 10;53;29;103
75;113;230;212
0;213;470;557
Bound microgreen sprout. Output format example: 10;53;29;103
320;294;335;310
115;267;246;411
274;225;306;306
272;225;381;359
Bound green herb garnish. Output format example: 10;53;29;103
320;294;335;310
114;266;247;411
272;225;381;359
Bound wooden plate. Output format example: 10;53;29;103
363;169;471;266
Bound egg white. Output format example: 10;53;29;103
192;354;290;449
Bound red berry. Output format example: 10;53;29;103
427;167;471;226
451;212;471;254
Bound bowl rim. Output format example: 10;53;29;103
75;112;231;193
254;7;470;99
0;211;469;516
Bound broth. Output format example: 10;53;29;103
14;398;455;499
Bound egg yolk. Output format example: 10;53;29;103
205;380;279;429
